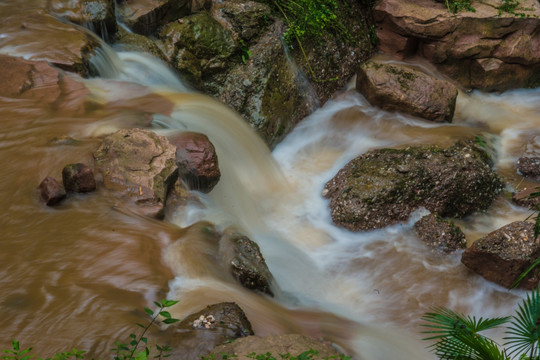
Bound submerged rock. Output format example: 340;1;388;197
62;163;96;193
414;214;466;253
165;302;253;359
220;231;274;296
356;59;458;122
93;128;177;216
461;221;540;289
117;0;190;35
374;0;540;91
517;157;540;181
39;176;67;206
48;0;117;40
209;334;342;360
168;132;220;193
323;140;503;231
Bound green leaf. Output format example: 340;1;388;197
504;287;540;358
159;311;171;319
162;318;179;324
153;301;161;308
161;300;179;308
141;338;148;345
136;323;146;329
144;308;154;316
130;340;138;347
511;257;540;288
12;341;19;352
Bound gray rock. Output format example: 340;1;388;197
323;140;503;231
517;157;540;181
414;214;466;253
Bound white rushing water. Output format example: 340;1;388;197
88;47;540;359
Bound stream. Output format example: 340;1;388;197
2;1;540;359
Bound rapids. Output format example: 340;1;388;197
1;1;540;359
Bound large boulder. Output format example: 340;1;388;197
414;214;466;253
117;0;190;35
93;128;177;216
356;59;458;122
0;13;100;76
323;140;503;231
209;334;342;360
168;132;221;193
47;0;117;41
220;230;275;296
374;0;540;91
461;221;540;289
165;302;254;360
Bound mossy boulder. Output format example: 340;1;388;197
323;140;503;231
356;59;458;122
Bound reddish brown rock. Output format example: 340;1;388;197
414;214;466;254
62;163;97;193
461;221;540;289
168;132;220;193
517;157;540;181
39;176;67;206
374;0;540;91
93;128;177;215
356;59;458;122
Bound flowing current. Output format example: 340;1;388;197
2;3;540;359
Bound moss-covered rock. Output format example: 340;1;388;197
323;140;503;231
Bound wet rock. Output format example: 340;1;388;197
113;28;167;62
461;221;540;289
0;55;90;112
209;334;342;360
414;214;466;253
166;302;253;359
48;0;117;41
39;176;67;206
117;0;190;35
220;230;274;296
323;140;503;231
190;0;211;12
356;60;458;122
517;157;540;181
213;20;314;147
512;187;540;209
0;14;100;76
168;132;220;193
62;163;97;193
374;0;540;91
93;128;177;215
219;1;273;41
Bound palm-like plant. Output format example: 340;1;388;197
421;287;540;360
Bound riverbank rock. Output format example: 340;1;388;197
356;60;458;122
47;0;117;41
112;28;167;62
209;334;342;360
168;132;220;193
323;140;503;231
512;187;540;209
166;302;254;359
220;231;274;296
62;163;96;193
93;128;177;216
39;176;67;206
374;0;540;91
461;221;540;289
517;157;540;181
414;214;466;253
0;13;100;76
117;0;190;35
0;55;90;113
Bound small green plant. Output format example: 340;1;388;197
238;39;252;64
442;0;476;13
496;0;532;17
3;299;179;360
422;287;540;359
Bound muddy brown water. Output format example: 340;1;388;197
2;1;540;359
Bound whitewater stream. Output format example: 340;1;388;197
2;2;540;359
